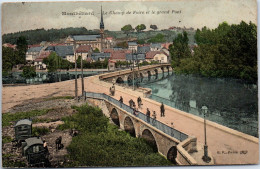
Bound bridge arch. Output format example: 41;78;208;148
110;108;120;127
167;146;178;164
142;129;158;152
124;116;136;137
116;77;124;84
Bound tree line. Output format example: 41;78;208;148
169;21;257;84
2;27;97;45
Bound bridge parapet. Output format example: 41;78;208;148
99;64;172;81
84;91;202;165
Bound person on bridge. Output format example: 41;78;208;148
146;108;151;123
137;96;142;108
160;103;165;117
119;96;123;103
129;99;133;108
152;111;157;123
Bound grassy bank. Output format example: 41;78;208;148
59;104;173;167
2;109;52;127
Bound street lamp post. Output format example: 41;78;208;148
202;106;211;163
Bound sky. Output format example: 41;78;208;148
1;0;257;35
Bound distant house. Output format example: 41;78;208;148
91;53;111;62
46;45;75;62
65;34;112;52
150;43;162;51
26;46;43;63
75;45;92;61
34;51;51;70
126;53;145;62
110;51;126;62
137;45;151;54
128;41;138;52
146;51;168;63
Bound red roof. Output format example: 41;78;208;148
28;44;41;48
3;43;16;49
110;51;126;60
106;37;113;40
35;51;51;62
50;43;66;46
76;45;91;53
161;43;172;50
146;51;161;59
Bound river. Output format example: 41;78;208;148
137;72;258;137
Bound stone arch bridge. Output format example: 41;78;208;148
85;92;199;165
99;64;173;84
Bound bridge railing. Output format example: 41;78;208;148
85;91;188;142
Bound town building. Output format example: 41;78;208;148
75;45;92;61
150;43;162;51
26;46;44;63
34;51;51;70
91;53;111;62
65;6;112;52
128;41;138;52
145;51;168;63
137;45;151;54
45;45;74;62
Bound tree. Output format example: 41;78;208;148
116;41;128;49
43;52;62;72
174;21;257;83
135;24;146;32
93;48;100;53
2;46;16;72
150;25;158;31
16;36;28;65
21;66;36;78
121;24;134;36
147;33;166;43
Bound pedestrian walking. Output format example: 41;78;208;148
119;96;123;103
137;96;142;108
146;108;151;123
152;111;157;124
129;99;133;108
160;103;165;117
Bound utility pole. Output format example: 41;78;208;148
74;42;78;102
132;50;135;90
81;52;84;96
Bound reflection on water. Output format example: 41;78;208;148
139;72;258;137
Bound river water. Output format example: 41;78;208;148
137;72;258;137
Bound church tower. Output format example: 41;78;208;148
100;6;104;52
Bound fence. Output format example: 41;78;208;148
85;91;188;142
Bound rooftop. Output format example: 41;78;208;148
35;51;51;62
27;46;43;53
128;41;138;46
137;46;151;54
76;45;91;53
72;35;101;41
54;45;74;58
146;51;161;59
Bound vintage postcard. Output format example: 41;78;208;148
1;0;258;167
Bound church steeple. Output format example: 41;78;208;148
100;5;104;30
